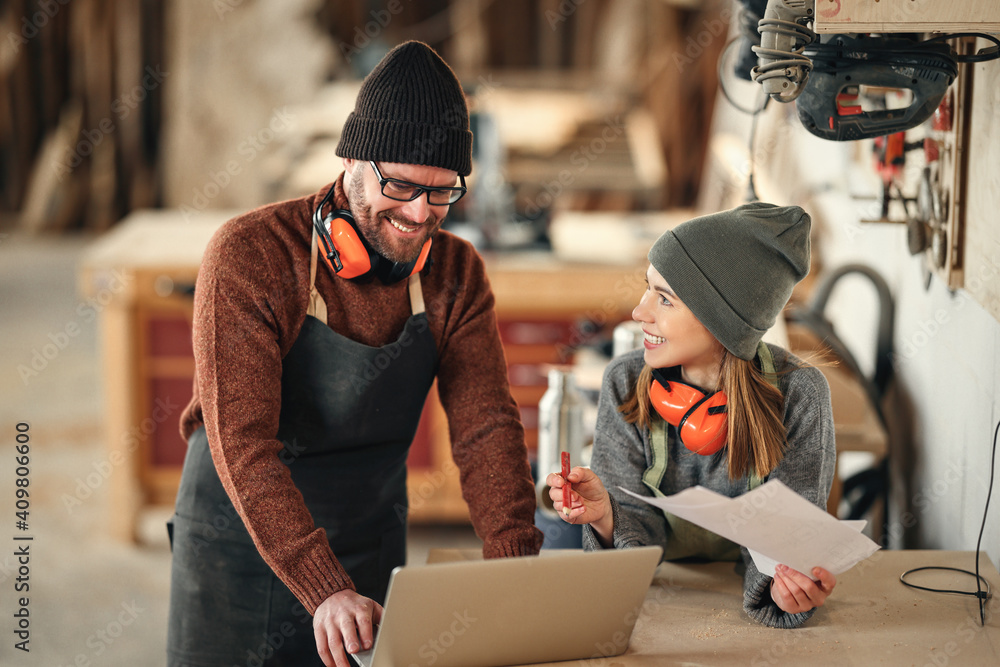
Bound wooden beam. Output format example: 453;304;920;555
814;0;1000;34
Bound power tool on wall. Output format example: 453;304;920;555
743;0;999;141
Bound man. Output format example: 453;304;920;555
168;41;543;667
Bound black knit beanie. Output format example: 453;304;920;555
647;202;811;360
336;41;473;176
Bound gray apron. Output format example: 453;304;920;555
167;229;437;666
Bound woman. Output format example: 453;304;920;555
548;203;837;628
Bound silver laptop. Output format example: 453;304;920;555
351;545;663;667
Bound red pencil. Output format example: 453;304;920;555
561;451;572;516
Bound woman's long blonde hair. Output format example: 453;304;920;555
619;349;787;480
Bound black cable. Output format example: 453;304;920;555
974;420;999;624
744;89;766;203
805;33;999;67
898;420;999;626
899;567;991;599
718;37;769;116
805;39;957;79
716;6;769;116
923;32;1000;63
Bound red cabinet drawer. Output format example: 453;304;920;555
148;377;194;466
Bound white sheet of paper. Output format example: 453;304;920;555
619;480;880;577
746;520;869;578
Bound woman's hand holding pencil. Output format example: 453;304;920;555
546;459;615;545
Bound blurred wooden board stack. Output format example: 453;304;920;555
4;0;730;234
3;0;165;233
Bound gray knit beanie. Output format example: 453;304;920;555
336;40;473;176
648;202;811;360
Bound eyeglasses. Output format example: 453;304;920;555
369;161;467;206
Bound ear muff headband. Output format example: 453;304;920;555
311;185;431;284
649;368;728;456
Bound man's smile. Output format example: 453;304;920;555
386;215;420;234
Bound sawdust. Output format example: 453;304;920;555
691;628;725;639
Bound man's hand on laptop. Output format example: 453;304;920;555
314;589;384;667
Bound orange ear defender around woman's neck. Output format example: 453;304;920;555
649;368;728;455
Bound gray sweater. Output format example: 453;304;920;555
583;345;836;628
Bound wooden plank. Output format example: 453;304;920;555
485;0;536;68
642;3;726;206
82;0;118;231
78;208;234;274
0;65;12;211
36;0;68;129
593;0;645;83
101;301;143;542
485;253;645;318
115;0;144;212
814;0;1000;33
18;102;86;233
570;0;603;69
538;0;563;69
448;0;487;74
942;46;974;290
1;0;36;212
135;0;166;212
961;38;1000;323
626;108;667;190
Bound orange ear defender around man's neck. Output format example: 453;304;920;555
649;368;728;456
312;186;431;284
321;213;372;279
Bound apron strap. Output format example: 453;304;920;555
643;420;766;496
407;273;425;315
757;340;778;390
308;227;329;324
644;417;670;495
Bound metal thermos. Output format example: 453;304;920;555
613;320;645;358
535;368;584;517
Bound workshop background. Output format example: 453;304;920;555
1;0;999;664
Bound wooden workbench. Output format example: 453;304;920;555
430;549;1000;666
619;550;998;666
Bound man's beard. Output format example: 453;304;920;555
348;169;440;264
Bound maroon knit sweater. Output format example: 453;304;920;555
180;175;543;615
